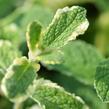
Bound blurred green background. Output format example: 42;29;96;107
0;0;109;109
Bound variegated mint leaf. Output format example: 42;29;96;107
1;57;40;102
26;21;42;51
28;79;86;109
40;6;89;49
26;21;42;60
94;59;109;102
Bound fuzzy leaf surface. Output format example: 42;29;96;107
94;59;109;102
1;57;39;102
29;79;85;109
40;6;89;49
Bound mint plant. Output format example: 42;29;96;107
0;6;89;109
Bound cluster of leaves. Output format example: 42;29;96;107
0;5;89;109
0;0;109;109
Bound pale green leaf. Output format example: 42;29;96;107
94;59;109;102
40;6;89;49
1;57;40;102
26;21;42;51
41;40;104;85
28;79;86;109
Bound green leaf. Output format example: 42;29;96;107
26;21;42;51
26;21;42;60
41;40;104;85
94;59;109;102
1;57;40;102
0;40;21;81
40;6;89;49
28;79;86;109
